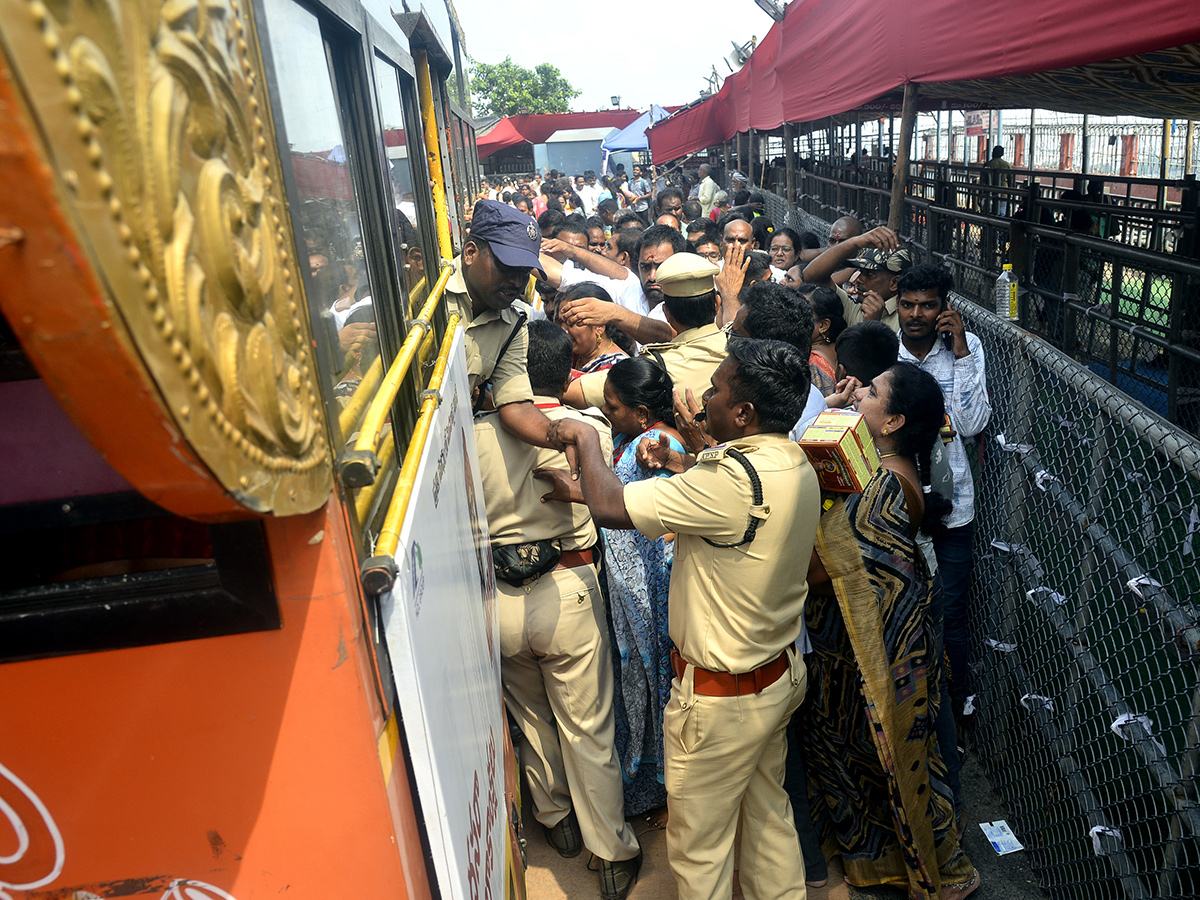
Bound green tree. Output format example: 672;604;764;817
469;56;580;117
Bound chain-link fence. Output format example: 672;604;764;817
958;301;1200;900
755;177;1200;898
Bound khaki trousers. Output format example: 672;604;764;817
665;650;808;900
498;563;640;862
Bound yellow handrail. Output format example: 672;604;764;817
352;264;453;457
416;51;454;262
355;429;396;522
374;313;461;560
337;354;385;440
407;274;428;317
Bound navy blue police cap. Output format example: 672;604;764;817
470;199;545;275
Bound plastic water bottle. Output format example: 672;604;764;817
995;264;1017;319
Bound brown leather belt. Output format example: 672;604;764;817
556;547;596;570
670;647;789;697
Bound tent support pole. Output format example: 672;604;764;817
1186;120;1195;176
1081;114;1090;177
1159;119;1172;208
785;123;796;204
887;82;919;232
1030;109;1037;172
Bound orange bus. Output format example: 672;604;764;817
0;0;514;897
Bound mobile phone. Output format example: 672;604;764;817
941;300;954;349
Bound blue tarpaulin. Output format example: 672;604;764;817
601;105;670;152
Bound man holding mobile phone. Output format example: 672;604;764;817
896;263;991;737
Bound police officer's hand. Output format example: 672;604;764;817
547;417;591;478
825;375;861;410
859;289;886;321
673;387;716;454
533;467;583;504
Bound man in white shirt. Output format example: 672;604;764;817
895;263;990;727
697;164;719;218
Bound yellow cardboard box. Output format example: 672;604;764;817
799;415;877;492
813;409;881;469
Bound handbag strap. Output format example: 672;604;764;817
474;310;528;413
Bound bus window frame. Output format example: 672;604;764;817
253;0;452;704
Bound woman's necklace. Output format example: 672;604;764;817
879;451;899;459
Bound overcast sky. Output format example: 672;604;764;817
451;0;779;114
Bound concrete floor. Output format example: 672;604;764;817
521;751;1048;900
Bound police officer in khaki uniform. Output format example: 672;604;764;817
474;321;641;900
568;252;727;410
543;336;821;900
801;225;912;332
447;199;569;452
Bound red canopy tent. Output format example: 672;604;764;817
477;110;644;159
648;0;1200;163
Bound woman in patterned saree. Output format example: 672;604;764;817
804;362;980;899
599;357;686;828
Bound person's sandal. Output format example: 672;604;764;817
597;848;643;900
543;810;583;858
944;868;981;899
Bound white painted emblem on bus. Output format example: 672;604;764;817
0;761;66;899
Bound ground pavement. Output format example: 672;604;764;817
521;751;1047;900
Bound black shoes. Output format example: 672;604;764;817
543;810;583;858
598;848;643;900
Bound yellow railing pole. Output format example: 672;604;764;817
354;429;395;523
337;354;385;440
407;274;428;317
360;314;461;593
416;51;454;262
337;265;452;486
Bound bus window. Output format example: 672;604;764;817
374;57;435;314
261;0;379;415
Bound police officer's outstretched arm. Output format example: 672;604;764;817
499;400;579;473
538;417;634;529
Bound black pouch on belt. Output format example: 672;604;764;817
492;540;561;586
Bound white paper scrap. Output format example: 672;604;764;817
1027;586;1067;606
1020;693;1055;712
963;694;977;716
980;821;1024;855
1089;825;1123;857
986;638;1018;653
1110;713;1167;754
995;433;1034;453
990;541;1025;554
1034;470;1059;492
1183;505;1199;557
1125;576;1162;599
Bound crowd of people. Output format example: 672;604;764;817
452;167;990;900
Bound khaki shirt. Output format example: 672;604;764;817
839;284;900;333
445;258;534;407
625;432;820;673
576;322;727;408
474;398;613;552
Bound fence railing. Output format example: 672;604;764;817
958;302;1200;900
764;178;1200;899
781;175;1200;436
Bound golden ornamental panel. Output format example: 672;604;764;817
0;0;331;514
